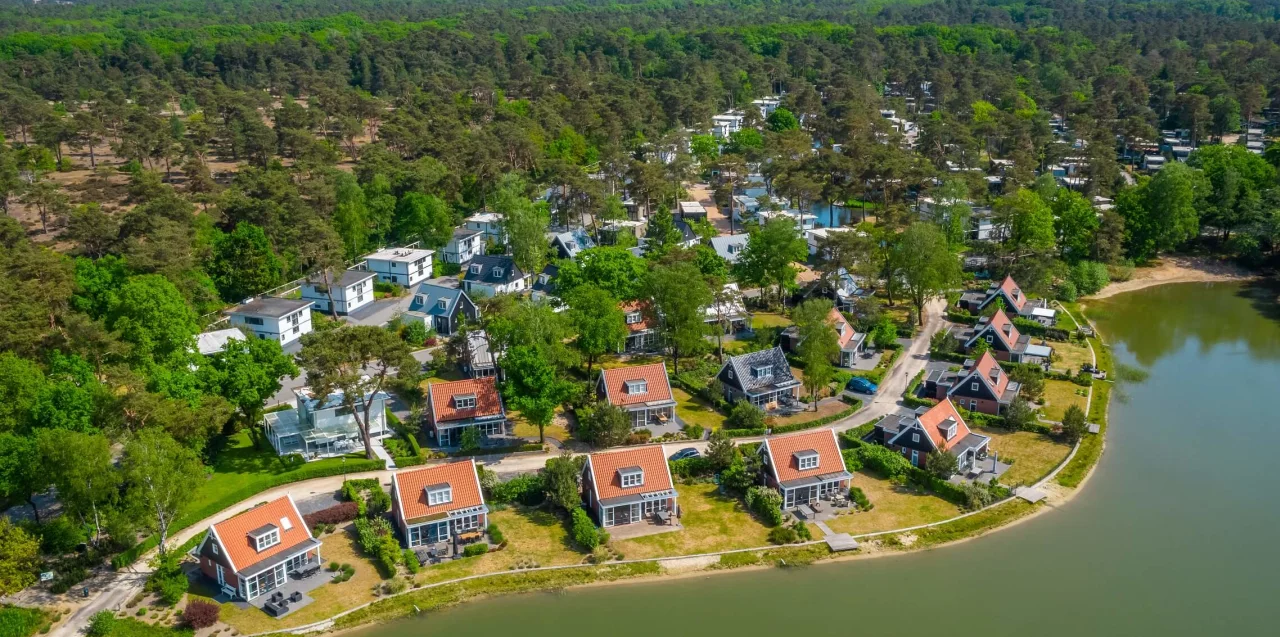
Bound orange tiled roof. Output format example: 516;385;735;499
986;309;1020;350
210;496;312;574
828;307;856;349
430;377;503;423
587;446;673;501
599;363;674;407
621;301;654;333
997;275;1027;312
393;460;485;522
764;429;846;484
917;399;973;451
969;351;1010;396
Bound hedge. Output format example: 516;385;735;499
448;443;545;457
303;501;361;527
669;456;715;478
850;345;902;384
903;370;935;409
723;397;861;438
112;457;384;568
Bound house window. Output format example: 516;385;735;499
243;316;264;326
911;433;920;443
212;543;219;556
798;454;819;471
752;366;773;379
970;400;977;410
453;394;477;409
456;514;480;531
626;312;642;325
470;264;482;274
971;382;979;392
620;469;644;488
493;267;504;278
280;516;293;531
437;299;448;310
985;335;993;343
427;486;452;506
254;529;280;551
625;380;648;395
415;295;424;305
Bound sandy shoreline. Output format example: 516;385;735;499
1089;255;1257;299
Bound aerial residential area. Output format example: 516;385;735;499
0;1;1278;636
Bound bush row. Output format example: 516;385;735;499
449;443;545;458
303;501;361;527
723;397;861;438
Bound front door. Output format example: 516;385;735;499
216;563;225;587
911;450;919;466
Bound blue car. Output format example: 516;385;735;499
846;377;878;394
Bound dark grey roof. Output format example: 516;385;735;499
452;227;482;240
674;219;698;242
409;283;468;317
720;347;798;395
246;523;278;538
464;255;525;284
532;264;559;294
230;297;312;318
779;470;854;490
308;268;374;288
946;433;989;457
237;537;321;578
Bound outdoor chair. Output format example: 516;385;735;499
289;591;303;603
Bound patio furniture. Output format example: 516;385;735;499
812;501;824;513
796;503;814;519
655;510;671;525
458;531;483;544
289;591;303;603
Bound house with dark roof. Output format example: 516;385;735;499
716;346;801;408
391;460;488;549
196;496;319;602
530;264;560;304
406;283;478;337
673;219;701;248
597;363;676;429
709;234;749;263
463;255;528;298
301;268;376;316
621;301;659;352
955;309;1053;364
227;297;313;347
426;377;508;447
442;227;483;265
581;446;678;528
925;351;1020;415
758;429;852;509
781;306;866;368
957;275;1057;325
864;400;991;474
550;229;595;261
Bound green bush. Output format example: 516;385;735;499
681;423;704;439
487;474;546;506
486;523;505;545
848;486;872;510
744;486;784;527
461;543;489;558
85;611;115;637
1069;260;1110;296
571;507;603;550
726;400;765;430
145;556;188;606
668;456;715;479
767;525;798;544
2;606;50;637
402;549;420;574
35;517;89;555
856;444;913;480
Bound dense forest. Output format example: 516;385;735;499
1;0;1279;599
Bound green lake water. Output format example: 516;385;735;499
357;281;1280;636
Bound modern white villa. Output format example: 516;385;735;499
300;269;376;316
362;247;434;288
226;297;314;347
263;384;389;459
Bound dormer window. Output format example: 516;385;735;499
728;244;740;254
538;274;550;284
625;380;648;395
945;424;957;440
493;267;504;278
470;264;482;275
795;450;819;471
426;485;452;506
250;525;280;552
437;298;448;310
619;467;644;488
752;366;773;379
454;394;477;409
626;312;642;325
415;295;424;305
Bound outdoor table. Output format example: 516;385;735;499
655;510;671;524
796;503;814;519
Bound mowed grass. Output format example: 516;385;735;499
510;409;570;443
414;507;586;585
824;472;960;535
672;387;727;430
202;523;384;634
769;397;851;426
611;483;776;559
1039;379;1089;421
975;426;1072;486
751;312;791;329
1051;339;1094;374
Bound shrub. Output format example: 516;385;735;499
668;456;715;479
145;556;188;606
462;543;490;558
767;526;798;544
36;517;88;555
1069;260;1110;296
183;600;220;629
856;444;914;480
681;423;704;440
486;523;505;545
382;577;408;595
1056;280;1078;302
303;501;361;527
86;611;115;637
848;486;872;510
726;400;766;430
744;486;784;527
367;488;392;517
401;549;420;574
624;428;652;445
571;507;604;550
399;320;429;347
488;474;546;506
841;449;863;472
791;520;812;541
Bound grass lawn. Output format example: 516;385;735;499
188;431;364;524
720;339;751;355
414;507;586;585
769;398;851;427
751;312;791;329
610;483;780;559
975;426;1072;486
672;387;726;430
1039;379;1089;421
597;354;666;370
824;472;960;535
1051;339;1094;374
510;409;570;443
200;523;384;634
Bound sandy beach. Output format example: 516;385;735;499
1089;256;1256;300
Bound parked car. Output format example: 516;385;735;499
668;447;701;461
846;377;878;394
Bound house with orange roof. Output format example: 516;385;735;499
391;460;489;550
596;363;677;429
781;306;867;367
924;351;1021;415
758;429;852;510
426;377;508;448
958;275;1057;325
956;308;1053;364
621;301;659;352
196;495;321;603
581;446;678;528
864;400;993;474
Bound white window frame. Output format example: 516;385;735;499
454;395;477;409
971;382;979;392
254;529;280;551
625;380;648;394
798;455;819;471
620;470;644;488
455;514;480;531
427;487;453;506
626;312;642;325
753;366;773;379
911;433;920;443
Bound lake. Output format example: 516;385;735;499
355;281;1280;636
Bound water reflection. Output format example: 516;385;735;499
1089;281;1280;367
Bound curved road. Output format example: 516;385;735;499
46;299;946;637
